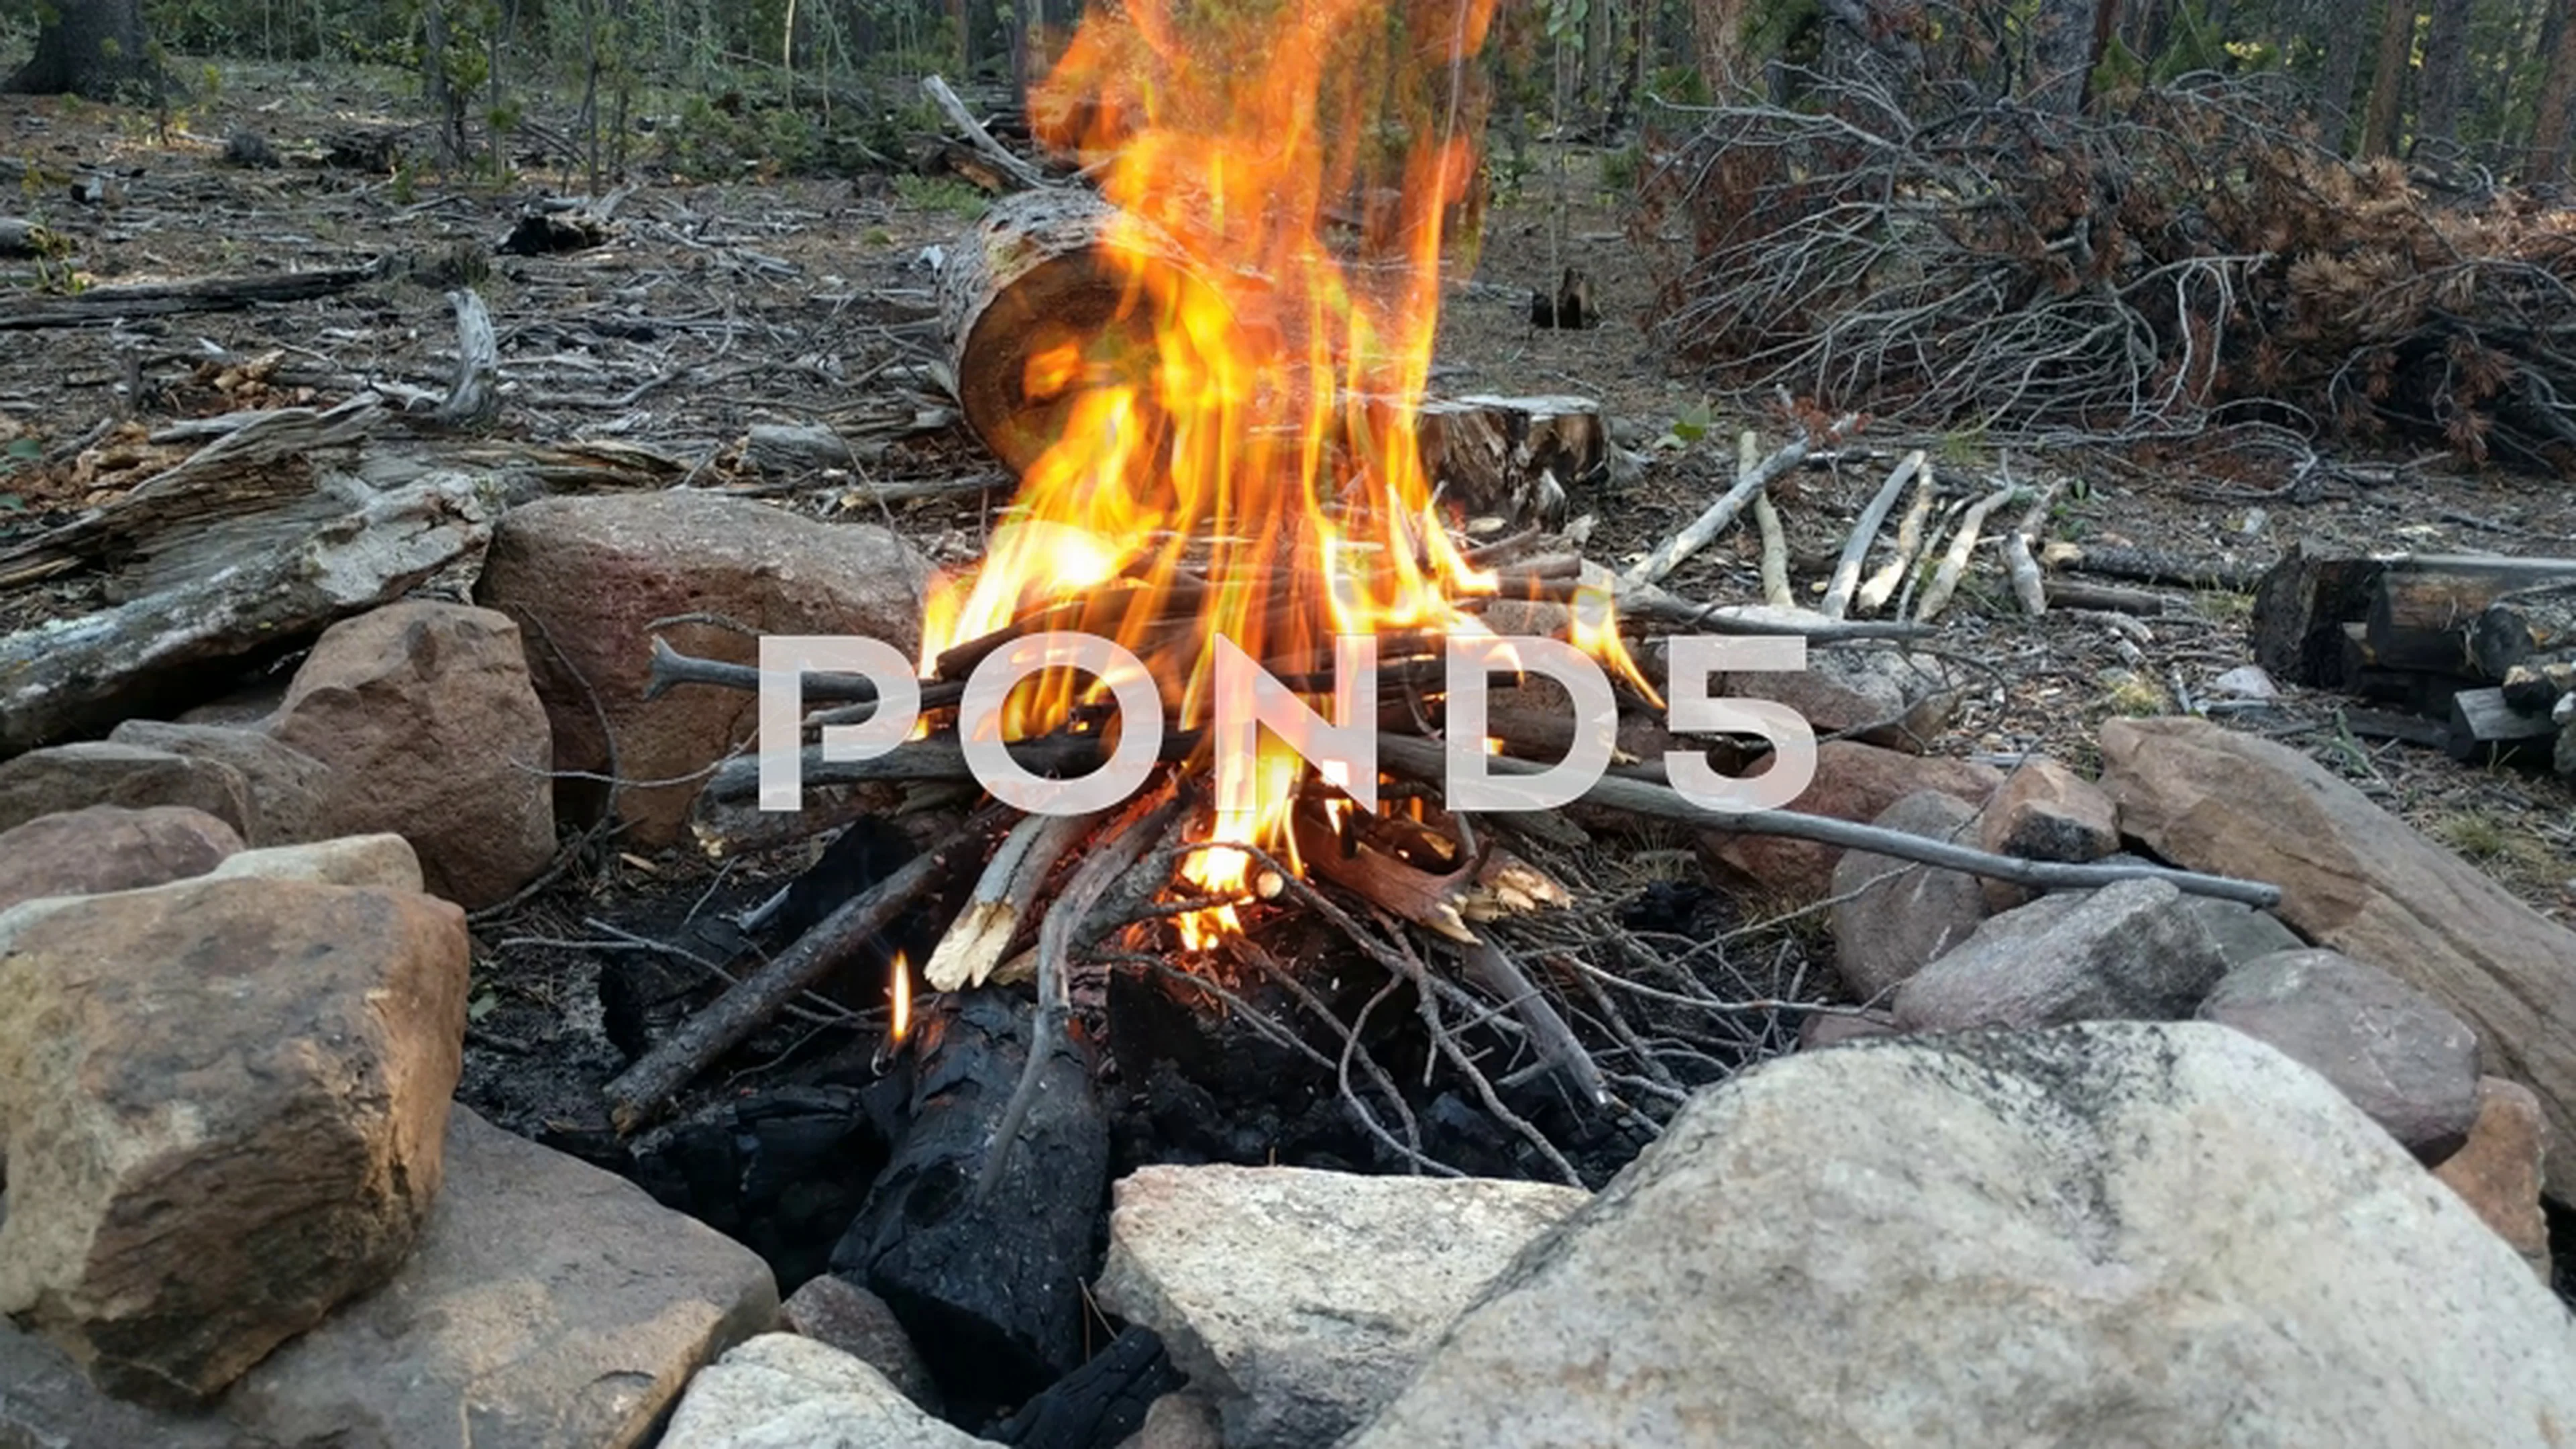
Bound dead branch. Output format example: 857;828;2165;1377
1620;421;1846;589
924;810;1095;991
1375;735;2280;908
922;74;1059;193
2004;482;2059;616
1460;936;1607;1109
1854;458;1936;613
1749;435;1795;609
431;287;499;429
1821;449;1925;620
1913;484;2020;623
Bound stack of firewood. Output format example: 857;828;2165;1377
2251;543;2576;771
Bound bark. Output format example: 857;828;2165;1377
2530;0;2576;182
4;0;154;99
2360;0;2421;160
2412;0;2473;152
2027;0;2102;112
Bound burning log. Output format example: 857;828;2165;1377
828;987;1110;1415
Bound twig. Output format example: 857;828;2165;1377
602;804;1011;1132
1620;420;1847;588
1820;449;1924;620
1375;735;2281;907
922;810;1095;990
2004;481;2061;616
1750;438;1794;608
1913;483;2020;623
1460;936;1607;1109
1854;456;1937;614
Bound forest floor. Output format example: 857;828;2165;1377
7;62;2576;1138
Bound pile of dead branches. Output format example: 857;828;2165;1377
1634;70;2576;472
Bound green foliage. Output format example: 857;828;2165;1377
893;172;989;219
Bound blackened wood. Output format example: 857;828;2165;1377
983;1326;1185;1449
2369;570;2508;675
2446;686;2559;763
2339;706;2451;749
2251;543;2383;686
2040;541;2263;592
831;988;1111;1416
601;808;1007;1133
2502;657;2576;712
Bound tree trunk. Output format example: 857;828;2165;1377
2412;0;2473;152
3;0;154;99
2316;0;2370;146
2360;0;2421;160
2027;0;2102;111
2530;0;2576;182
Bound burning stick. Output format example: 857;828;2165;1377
1619;417;1851;590
1821;450;1926;621
922;811;1097;991
1372;735;2282;908
601;803;1014;1133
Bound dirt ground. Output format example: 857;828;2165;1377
9;63;2576;1146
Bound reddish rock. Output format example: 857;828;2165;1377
1978;755;2118;863
0;806;243;912
262;601;555;909
2432;1078;2553;1285
474;493;932;849
2101;714;2576;1203
1698;741;2004;903
0;741;252;839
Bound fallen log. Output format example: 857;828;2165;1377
0;470;496;757
2039;541;2263;592
2254;545;2576;686
936;186;1230;480
2251;541;2385;687
0;259;385;329
830;986;1111;1414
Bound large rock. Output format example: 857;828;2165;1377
1978;754;2118;863
0;1320;249;1449
779;1273;941;1416
208;833;425;892
474;493;933;848
109;718;335;846
1723;647;1957;752
2198;947;2481;1160
1698;741;2003;903
0;804;242;912
0;876;468;1406
653;1334;981;1449
261;601;555;909
2433;1077;2555;1285
225;1105;780;1449
1091;1164;1589;1449
0;741;252;839
1344;1023;2576;1449
1827;790;1989;1002
1892;876;2229;1031
2100;714;2576;1201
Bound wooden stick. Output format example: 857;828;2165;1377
1461;937;1607;1110
1620;419;1848;590
602;805;1012;1132
2004;482;2059;616
1373;735;2282;908
920;74;1055;192
1854;459;1936;614
432;288;499;429
1821;450;1925;621
1750;438;1794;609
922;811;1095;991
704;729;1204;802
1913;484;2020;624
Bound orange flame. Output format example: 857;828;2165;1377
916;0;1643;945
890;949;912;1042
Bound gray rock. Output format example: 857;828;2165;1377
1119;1392;1222;1449
653;1334;983;1449
110;718;335;846
0;804;241;913
1827;790;1989;1002
2178;892;2307;969
1724;647;1957;751
0;1320;257;1449
778;1274;941;1416
1892;876;2228;1030
2198;947;2481;1159
0;876;467;1407
225;1105;780;1449
0;741;252;839
1344;1022;2576;1449
1091;1164;1587;1449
